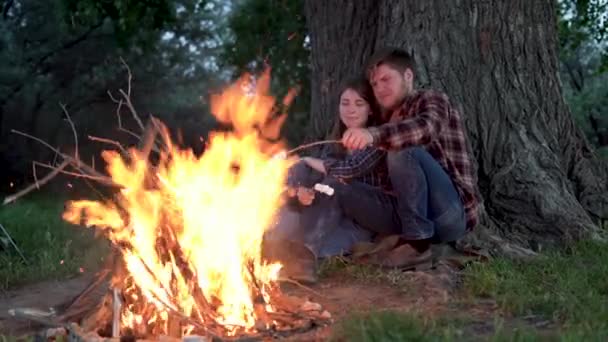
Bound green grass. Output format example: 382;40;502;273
329;239;608;341
0;335;34;342
2;195;608;340
0;194;109;291
329;310;562;342
329;311;458;341
462;240;608;336
318;255;422;290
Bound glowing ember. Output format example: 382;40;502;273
62;70;298;336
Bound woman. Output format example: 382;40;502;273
285;75;390;197
264;76;391;282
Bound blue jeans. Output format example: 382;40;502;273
266;162;372;258
330;147;466;242
268;197;372;258
265;147;466;259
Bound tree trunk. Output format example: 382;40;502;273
304;0;608;257
304;1;381;140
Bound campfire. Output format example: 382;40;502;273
11;69;330;340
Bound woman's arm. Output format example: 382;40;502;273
322;147;385;179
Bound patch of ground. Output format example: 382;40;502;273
0;259;553;341
0;260;460;339
0;273;94;336
282;260;462;341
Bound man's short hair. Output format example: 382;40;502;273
365;46;416;79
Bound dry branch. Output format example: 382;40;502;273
32;161;114;184
2;60;339;339
8;130;115;184
3;59;166;205
32;162;39;190
118;57;145;132
3;160;70;205
88;135;129;156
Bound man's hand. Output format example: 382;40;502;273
342;128;374;150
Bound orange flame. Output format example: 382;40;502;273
63;69;295;335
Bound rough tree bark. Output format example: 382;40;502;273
304;0;608;257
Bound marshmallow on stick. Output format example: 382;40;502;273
313;183;335;196
271;150;287;160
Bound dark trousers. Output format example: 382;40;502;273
266;147;466;258
329;147;466;242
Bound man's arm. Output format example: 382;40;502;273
322;147;385;179
368;91;450;150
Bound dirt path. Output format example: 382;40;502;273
282;262;461;341
0;274;94;335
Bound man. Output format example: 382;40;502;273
336;47;480;268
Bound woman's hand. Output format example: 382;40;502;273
296;187;315;206
286;185;315;206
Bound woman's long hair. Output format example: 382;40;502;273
326;76;381;156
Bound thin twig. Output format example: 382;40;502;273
149;116;168;151
72;162;115;186
286;140;342;156
81;177;109;202
119;57;132;98
107;90;120;104
11;129;63;157
108;91;136;140
117;58;145;132
119;88;146;132
279;278;326;298
52;152;59;167
119;127;142;142
32;162;39;190
108;92;140;142
115;98;124;127
60;102;79;163
88;135;129;156
3;160;70;205
32;162;115;185
0;223;28;264
11;129;115;184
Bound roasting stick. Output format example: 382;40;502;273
285;139;342;156
274;139;342;197
271;139;342;161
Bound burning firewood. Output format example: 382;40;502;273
4;66;334;341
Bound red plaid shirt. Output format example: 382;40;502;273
367;90;480;230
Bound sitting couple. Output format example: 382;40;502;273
264;47;480;283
